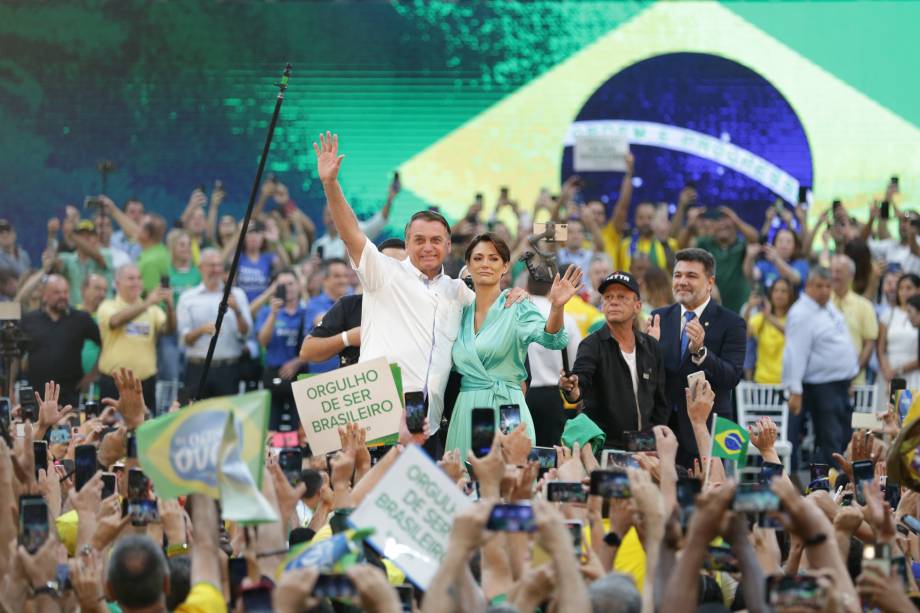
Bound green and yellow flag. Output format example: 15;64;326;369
136;390;277;523
711;416;750;468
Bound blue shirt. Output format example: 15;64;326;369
755;258;810;291
782;293;859;394
303;292;341;373
236;252;275;302
255;304;307;368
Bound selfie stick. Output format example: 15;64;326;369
520;226;570;374
195;64;292;400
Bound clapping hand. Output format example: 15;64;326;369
644;314;661;341
548;266;584;307
313;131;345;184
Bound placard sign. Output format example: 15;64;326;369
291;357;402;455
573;132;629;172
349;445;472;589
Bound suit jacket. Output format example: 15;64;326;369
651;300;746;465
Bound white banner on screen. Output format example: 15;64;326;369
564;120;800;204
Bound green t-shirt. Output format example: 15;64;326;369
138;244;171;293
696;235;750;314
169;263;201;304
59;251;113;305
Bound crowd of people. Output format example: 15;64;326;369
1;130;920;612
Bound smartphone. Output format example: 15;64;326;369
832;199;842;214
101;472;116;500
158;274;170;290
759;462;784;485
404;392;426;435
241;584;274;613
127;467;148;500
687;370;707;392
891;176;900;188
274;283;287;301
766;575;825;609
890;377;908;408
733;484;780;513
127;431;137;459
902;515;920;535
773;199;785;214
703;545;739;573
840;492;854;507
625;430;656;453
566;520;584;556
528;446;557;474
852;460;875;506
18;495;49;554
0;397;11;446
500;186;509;200
228;558;248;603
391;171;401;194
83;400;100;419
368;445;393;466
724;459;738;482
470;408;496;458
313;573;357;599
74;444;97;491
797;186;811;205
863;543;891;576
546;481;588;503
590;470;631;498
532;222;569;242
33;441;48;479
881;200;891;220
487;503;536;532
498;404;521;435
886;482;902;510
601;449;640;470
396;584;414;613
278;448;302;486
19;386;37;422
677;477;701;525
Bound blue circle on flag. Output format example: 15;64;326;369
723;432;744;452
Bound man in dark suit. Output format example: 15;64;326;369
648;248;746;466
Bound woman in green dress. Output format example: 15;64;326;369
445;233;583;459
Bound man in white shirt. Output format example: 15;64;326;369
312;132;524;455
177;248;253;399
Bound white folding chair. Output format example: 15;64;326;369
852;384;880;414
735;381;793;474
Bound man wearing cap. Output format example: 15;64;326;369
559;271;669;449
0;219;31;278
57;219;113;305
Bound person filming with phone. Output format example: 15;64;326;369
559;271;669;449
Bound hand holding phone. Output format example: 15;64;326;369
590;470;630;498
471;408;496;458
404;392;425;435
487;503;536;532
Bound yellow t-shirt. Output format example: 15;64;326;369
600;222;623;270
565;295;606;339
174;582;226;613
619;235;678;271
613;526;647;593
749;313;786;385
831;290;878;385
97;296;166;380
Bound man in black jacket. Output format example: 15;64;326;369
559;272;669;449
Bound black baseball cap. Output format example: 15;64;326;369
597;271;640;297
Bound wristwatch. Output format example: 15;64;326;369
32;581;61;599
692;346;707;361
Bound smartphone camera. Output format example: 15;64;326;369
404;392;426;435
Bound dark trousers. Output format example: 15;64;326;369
98;374;156;413
789;379;852;467
262;366;303;432
184;360;241;400
525;385;569;447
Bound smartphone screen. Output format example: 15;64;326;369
528;446;556;475
19;386;37;422
625;431;656;452
886;482;902;511
590;470;631;498
546;481;588;503
677;477;701;509
601;449;640;470
19;495;49;554
74;444;97;491
0;397;11;446
33;441;48;479
470;408;496;458
487;503;536;532
228;558;248;603
759;462;784;485
127;468;148;500
313;574;357;599
274;284;286;301
278;448;303;486
566;520;584;555
101;472;116;500
83;400;100;419
766;575;824;608
881;200;891;219
498;404;521;435
404;392;426;435
241;585;274;613
852;460;875;505
396;584;414;613
733;484;780;513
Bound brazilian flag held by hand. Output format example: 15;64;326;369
136;390;278;523
711;416;750;467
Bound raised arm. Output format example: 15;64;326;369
720;206;760;244
101;196;141;241
313;132;367;265
610;153;635;234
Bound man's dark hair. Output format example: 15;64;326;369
675;248;716;277
300;468;324;498
165;556;191;610
143;213;167;243
107;535;169;608
527;273;552;297
464;232;511;264
321;257;349;276
404;210;451;238
378;237;406;252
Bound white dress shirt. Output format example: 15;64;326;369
526;295;582;387
352;238;473;434
177;284;253;360
782;293;859;394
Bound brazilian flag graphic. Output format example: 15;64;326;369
711;416;750;468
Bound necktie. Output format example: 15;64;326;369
680;311;696;358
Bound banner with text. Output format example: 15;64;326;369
291;357;402;456
348;444;472;590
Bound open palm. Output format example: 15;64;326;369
312;131;345;183
548;265;584;307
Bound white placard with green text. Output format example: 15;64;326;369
348;444;472;590
291;357;402;455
